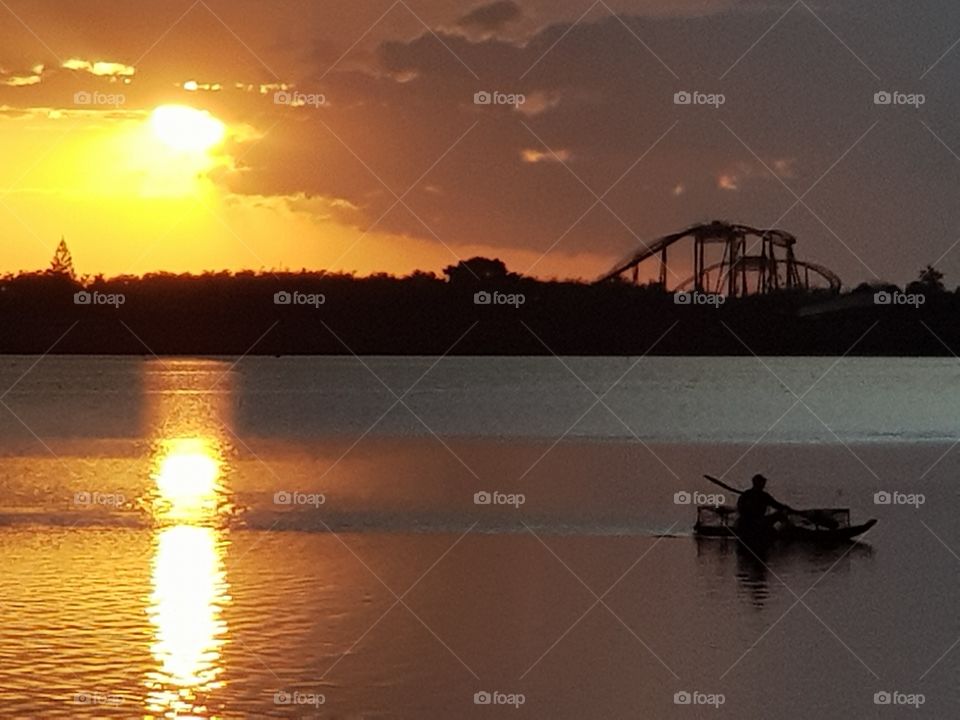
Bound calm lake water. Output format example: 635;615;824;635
0;356;958;718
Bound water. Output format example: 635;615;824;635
0;356;957;718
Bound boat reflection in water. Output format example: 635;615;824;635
144;434;232;718
695;534;872;609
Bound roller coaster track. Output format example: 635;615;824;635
596;221;841;296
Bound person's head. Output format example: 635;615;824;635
751;474;767;490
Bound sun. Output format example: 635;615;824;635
150;105;225;153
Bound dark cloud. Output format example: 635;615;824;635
220;3;960;283
457;1;523;33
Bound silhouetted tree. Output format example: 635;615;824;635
48;237;75;278
914;264;945;293
443;257;513;284
2;262;960;356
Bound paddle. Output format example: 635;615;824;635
702;475;839;530
703;474;744;496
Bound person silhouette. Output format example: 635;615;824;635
735;474;794;535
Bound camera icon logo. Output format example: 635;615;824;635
474;491;492;505
274;690;292;705
474;91;492;105
74;291;92;305
73;90;92;105
474;291;492;305
874;691;891;705
674;292;692;305
674;691;692;705
873;291;891;305
873;491;891;505
474;691;492;705
74;491;91;505
674;91;692;105
274;90;292;105
874;91;892;105
274;291;292;305
274;490;293;505
673;491;692;505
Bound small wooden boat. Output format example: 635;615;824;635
694;505;877;545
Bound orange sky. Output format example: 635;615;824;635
0;97;609;279
2;0;960;285
0;0;628;280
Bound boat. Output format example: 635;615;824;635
694;504;877;545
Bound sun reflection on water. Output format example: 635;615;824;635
145;434;231;718
146;525;229;717
151;437;225;523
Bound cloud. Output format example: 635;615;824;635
62;58;136;78
236;5;939;285
457;1;522;34
716;158;797;192
0;105;143;123
771;158;796;179
717;174;739;191
183;80;222;92
1;63;44;87
522;148;571;163
3;74;41;87
516;90;561;117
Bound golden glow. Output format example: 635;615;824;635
146;525;229;717
141;362;235;717
152;437;223;523
150;105;226;153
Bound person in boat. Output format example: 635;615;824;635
735;474;795;534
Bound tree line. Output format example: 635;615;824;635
1;251;958;356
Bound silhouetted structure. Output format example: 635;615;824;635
597;221;841;296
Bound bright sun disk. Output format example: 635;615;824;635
150;105;225;153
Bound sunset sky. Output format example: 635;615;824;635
2;0;960;284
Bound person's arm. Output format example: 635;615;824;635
765;493;794;513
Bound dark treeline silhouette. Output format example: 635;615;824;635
2;257;960;355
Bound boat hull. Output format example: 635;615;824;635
694;518;877;545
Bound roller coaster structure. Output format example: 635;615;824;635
596;221;842;296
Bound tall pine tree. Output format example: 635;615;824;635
49;237;75;278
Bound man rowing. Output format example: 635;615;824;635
735;474;795;535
